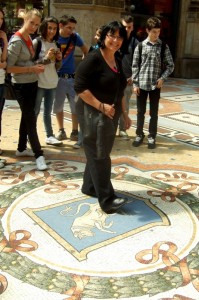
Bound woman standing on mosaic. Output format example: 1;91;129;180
7;9;47;171
0;9;8;163
33;16;62;146
74;21;131;214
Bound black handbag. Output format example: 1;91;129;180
4;74;16;100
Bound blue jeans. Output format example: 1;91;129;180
53;77;76;114
35;87;56;137
119;84;131;131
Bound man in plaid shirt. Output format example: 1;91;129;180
132;16;174;149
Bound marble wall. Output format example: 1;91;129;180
51;0;125;56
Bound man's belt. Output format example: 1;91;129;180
58;73;75;79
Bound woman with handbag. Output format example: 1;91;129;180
0;9;8;160
7;9;47;171
74;21;132;214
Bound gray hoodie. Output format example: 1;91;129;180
7;35;38;84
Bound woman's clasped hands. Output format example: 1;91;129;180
102;103;115;119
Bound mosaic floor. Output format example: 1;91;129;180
0;78;199;300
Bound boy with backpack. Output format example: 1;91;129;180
132;16;174;149
53;15;88;143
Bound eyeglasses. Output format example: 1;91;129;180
106;34;123;41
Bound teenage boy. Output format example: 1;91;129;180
132;16;174;149
53;15;88;141
119;15;138;140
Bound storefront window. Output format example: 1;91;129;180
0;1;45;39
125;0;179;56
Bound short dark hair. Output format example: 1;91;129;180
0;9;6;31
146;17;161;30
96;25;104;36
39;16;59;41
121;15;134;24
99;21;127;50
59;15;77;25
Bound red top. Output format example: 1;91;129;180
15;31;35;58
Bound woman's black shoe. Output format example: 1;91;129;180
104;198;127;214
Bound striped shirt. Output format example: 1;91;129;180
132;38;174;91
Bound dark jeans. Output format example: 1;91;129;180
136;88;160;138
13;82;43;158
0;84;5;137
76;99;119;211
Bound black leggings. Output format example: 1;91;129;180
13;82;43;158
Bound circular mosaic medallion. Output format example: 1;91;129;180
0;160;199;298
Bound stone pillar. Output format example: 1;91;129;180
51;0;125;56
174;0;199;78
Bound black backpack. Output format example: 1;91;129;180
33;36;42;61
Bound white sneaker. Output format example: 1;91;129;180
148;137;156;149
0;158;6;164
73;141;82;149
36;156;47;171
119;130;130;140
46;136;62;145
16;149;34;157
0;162;5;169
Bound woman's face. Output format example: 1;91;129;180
104;29;123;52
0;11;4;29
46;22;58;41
24;15;41;35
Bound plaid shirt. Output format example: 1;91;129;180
132;38;174;91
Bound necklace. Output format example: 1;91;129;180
100;49;117;70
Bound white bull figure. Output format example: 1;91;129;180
61;202;116;239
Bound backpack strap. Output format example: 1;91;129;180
138;41;143;67
160;41;166;64
129;36;136;64
57;33;77;59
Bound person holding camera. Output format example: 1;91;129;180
33;16;62;146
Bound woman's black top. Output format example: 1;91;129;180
74;48;127;111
